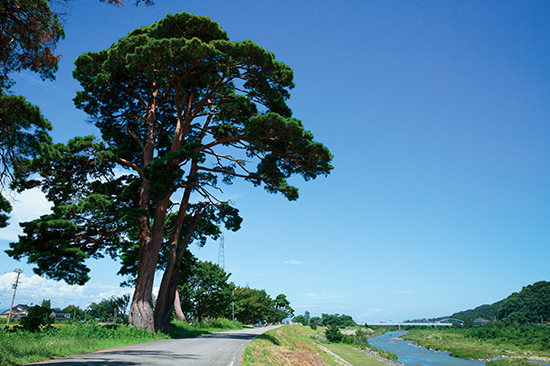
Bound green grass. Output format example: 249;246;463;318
402;326;550;362
0;318;243;366
169;318;243;338
323;343;390;366
242;325;335;365
486;359;534;366
0;323;168;366
242;325;396;366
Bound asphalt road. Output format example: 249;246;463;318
29;325;280;366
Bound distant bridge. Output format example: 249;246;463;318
367;322;452;327
438;318;465;324
367;318;464;328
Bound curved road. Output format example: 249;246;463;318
30;325;280;366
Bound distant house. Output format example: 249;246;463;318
0;305;70;322
473;318;490;325
0;304;29;319
51;309;71;322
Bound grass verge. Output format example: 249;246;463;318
0;323;167;366
241;325;333;365
0;318;243;366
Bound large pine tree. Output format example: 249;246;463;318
9;12;333;331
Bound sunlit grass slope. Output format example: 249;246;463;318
242;325;389;366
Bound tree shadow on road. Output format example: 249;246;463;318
29;350;201;365
31;362;137;366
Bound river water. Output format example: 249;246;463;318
368;331;550;366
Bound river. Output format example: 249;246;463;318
368;331;550;366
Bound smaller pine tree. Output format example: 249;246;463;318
325;324;343;343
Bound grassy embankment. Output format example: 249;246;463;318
0;318;242;366
241;325;393;366
401;325;550;363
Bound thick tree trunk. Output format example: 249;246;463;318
154;253;182;332
174;289;186;322
128;93;160;332
154;210;205;331
128;198;170;331
153;182;201;331
153;236;178;331
128;243;157;331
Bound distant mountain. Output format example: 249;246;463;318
452;281;550;325
452;302;503;322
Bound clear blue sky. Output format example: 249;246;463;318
1;0;549;322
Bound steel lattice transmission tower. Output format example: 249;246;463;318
217;233;225;269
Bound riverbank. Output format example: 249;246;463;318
242;325;403;366
401;326;550;364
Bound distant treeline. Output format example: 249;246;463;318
293;312;356;328
452;281;550;325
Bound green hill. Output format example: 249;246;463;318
452;281;550;325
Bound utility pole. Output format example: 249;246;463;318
232;289;235;322
6;269;23;328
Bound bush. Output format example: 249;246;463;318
354;329;368;349
377;348;398;361
449;348;492;360
19;306;53;332
342;334;354;344
293;315;307;326
325;324;343;343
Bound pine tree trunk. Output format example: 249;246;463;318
154;257;181;332
128;244;157;331
128;197;170;331
153;241;178;332
174;289;186;322
153;203;203;331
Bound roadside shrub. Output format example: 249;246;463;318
19;306;53;332
195;318;242;329
325;324;343;343
169;318;243;339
